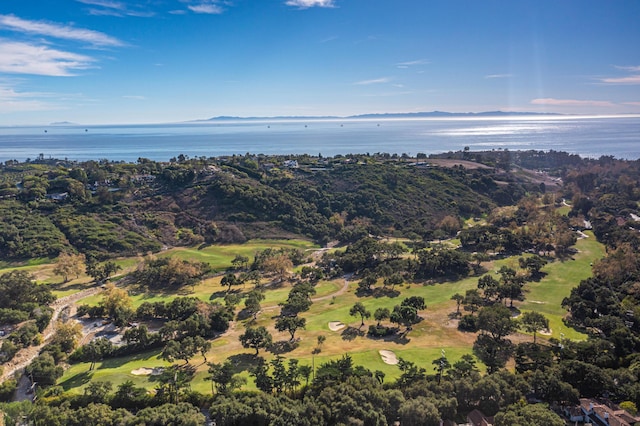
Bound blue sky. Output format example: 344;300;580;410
0;0;639;125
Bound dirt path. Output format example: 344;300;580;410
0;286;102;385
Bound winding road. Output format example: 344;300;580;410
0;287;102;385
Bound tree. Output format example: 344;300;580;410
518;255;547;278
349;302;371;328
477;274;500;303
357;273;377;293
221;273;240;293
239;326;273;355
477;304;517;340
451;293;464;315
207;360;245;395
53;252;86;282
463;289;483;315
494;403;565;426
231;254;249;270
100;283;133;326
401;296;426;310
86;260;121;284
432;352;451;384
374;307;390;326
84;337;114;371
474;305;517;374
398;397;441;426
25;353;63;387
52;320;83;353
275;316;306;341
390;305;419;331
519;311;549;344
244;289;265;320
262;254;293;282
383;272;404;290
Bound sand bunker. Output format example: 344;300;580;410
379;350;398;365
131;367;164;376
328;321;345;331
539;329;552;336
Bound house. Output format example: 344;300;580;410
562;398;640;426
465;409;494;426
45;192;68;201
283;160;299;169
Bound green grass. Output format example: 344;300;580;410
57;233;606;393
59;349;170;393
519;231;605;340
160;239;319;272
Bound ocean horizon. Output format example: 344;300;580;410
0;115;639;163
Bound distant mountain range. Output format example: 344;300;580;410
196;111;561;122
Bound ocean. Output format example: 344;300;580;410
0;115;639;163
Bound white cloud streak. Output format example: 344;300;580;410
600;75;640;84
485;74;512;79
396;59;428;67
354;77;391;85
188;4;224;14
598;65;640;85
76;0;155;17
0;14;123;47
0;84;60;113
285;0;336;9
531;98;615;107
0;41;95;76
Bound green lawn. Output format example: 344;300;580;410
519;231;605;340
56;233;605;393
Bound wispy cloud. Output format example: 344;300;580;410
531;98;615;107
0;14;124;47
0;82;64;113
622;101;640;106
76;0;155;17
615;65;640;72
598;65;640;85
600;75;640;84
285;0;336;9
180;1;228;14
485;74;512;79
354;77;391;85
188;4;224;14
123;95;145;100
396;59;428;69
0;41;95;76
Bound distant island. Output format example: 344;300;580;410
194;110;562;122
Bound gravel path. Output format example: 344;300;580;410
0;286;102;385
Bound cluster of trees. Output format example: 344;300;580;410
133;256;211;290
0;271;55;362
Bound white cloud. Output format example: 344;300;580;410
123;95;145;100
180;0;231;14
0;14;123;47
396;59;428;68
188;4;224;14
598;65;640;85
614;65;640;72
285;0;336;9
0;41;95;76
531;98;615;107
76;0;155;17
354;77;391;85
0;84;59;113
485;74;512;79
600;75;640;84
622;101;640;106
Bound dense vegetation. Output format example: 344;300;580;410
1;150;640;425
